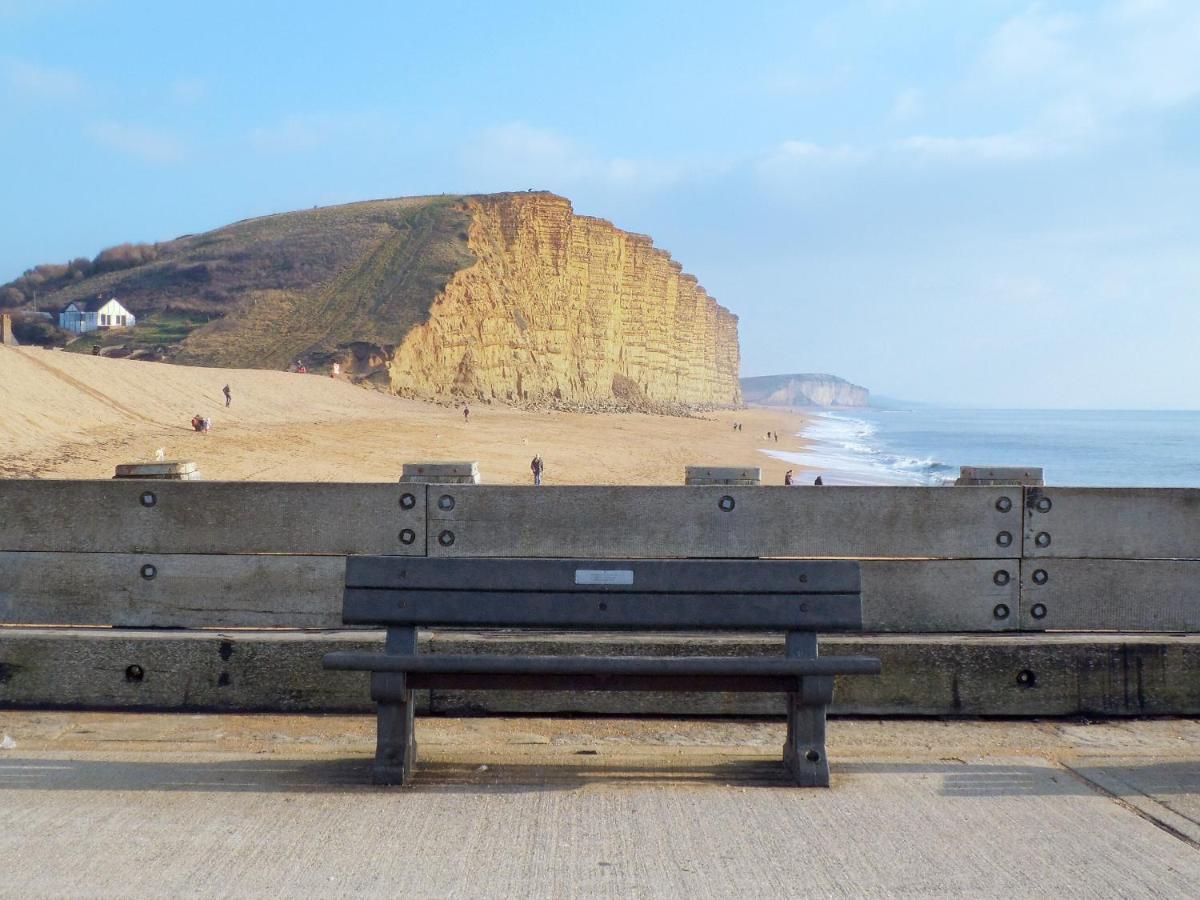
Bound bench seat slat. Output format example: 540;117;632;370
345;557;861;593
342;589;864;629
323;651;882;677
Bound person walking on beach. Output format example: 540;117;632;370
531;454;544;486
222;384;231;407
463;406;470;423
784;469;794;486
774;432;779;443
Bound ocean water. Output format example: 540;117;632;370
764;408;1200;487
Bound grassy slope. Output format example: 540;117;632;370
39;195;476;369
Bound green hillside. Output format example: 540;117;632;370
4;195;476;368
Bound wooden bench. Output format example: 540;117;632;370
323;557;881;786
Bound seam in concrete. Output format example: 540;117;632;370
1062;762;1200;850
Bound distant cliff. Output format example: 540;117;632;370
740;373;869;407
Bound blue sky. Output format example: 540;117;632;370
2;0;1198;407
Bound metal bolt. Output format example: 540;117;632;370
139;491;156;508
1031;603;1048;620
598;602;608;611
1032;569;1049;585
995;496;1012;513
398;529;416;545
1016;669;1037;687
1035;531;1052;548
399;493;416;510
140;564;157;580
438;529;456;547
805;749;821;763
996;531;1013;547
993;570;1011;586
993;603;1010;620
798;573;808;583
1036;496;1052;513
718;495;736;512
437;494;455;511
125;664;145;682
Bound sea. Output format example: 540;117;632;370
764;408;1200;487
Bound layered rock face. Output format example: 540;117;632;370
740;373;869;408
385;194;741;407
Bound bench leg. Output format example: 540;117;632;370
783;678;832;787
371;626;419;785
373;692;416;785
783;631;832;787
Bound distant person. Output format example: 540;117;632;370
331;362;341;377
813;475;824;486
91;345;100;356
222;384;231;407
190;415;202;432
201;417;212;434
531;454;544;486
774;432;779;443
463;406;470;423
784;469;794;486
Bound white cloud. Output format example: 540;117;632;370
759;140;869;169
169;79;208;104
88;122;186;164
462;122;712;192
1;56;84;101
890;88;922;121
894;132;1058;163
248;112;400;154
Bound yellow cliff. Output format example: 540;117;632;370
384;193;741;407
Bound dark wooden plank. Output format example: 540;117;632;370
1024;487;1200;559
342;589;865;630
0;551;345;627
322;652;882;677
1020;558;1200;631
345;557;860;593
407;673;801;692
0;480;424;555
424;485;1022;559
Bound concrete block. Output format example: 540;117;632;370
401;462;481;484
113;461;198;479
956;466;1043;486
685;466;761;485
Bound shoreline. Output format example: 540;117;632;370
1;346;812;484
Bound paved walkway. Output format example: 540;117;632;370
0;712;1197;897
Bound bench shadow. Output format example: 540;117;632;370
1;755;1179;797
0;756;793;794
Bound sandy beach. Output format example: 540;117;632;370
0;346;810;484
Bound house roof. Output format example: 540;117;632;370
64;297;127;313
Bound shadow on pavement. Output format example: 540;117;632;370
4;754;1190;797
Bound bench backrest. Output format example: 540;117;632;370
342;557;863;631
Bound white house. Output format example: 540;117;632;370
59;297;136;334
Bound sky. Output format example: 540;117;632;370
2;0;1198;408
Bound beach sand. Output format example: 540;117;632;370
0;346;810;484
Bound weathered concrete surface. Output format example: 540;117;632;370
0;713;1196;897
4;629;1200;716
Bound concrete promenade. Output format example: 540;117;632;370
0;712;1198;897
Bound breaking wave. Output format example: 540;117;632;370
763;412;955;485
